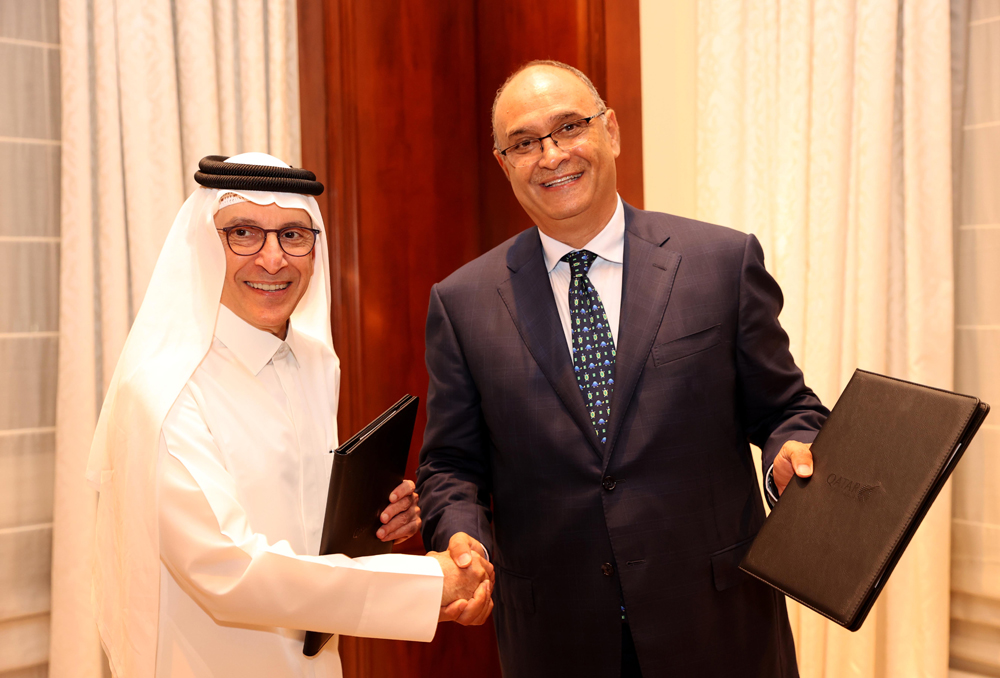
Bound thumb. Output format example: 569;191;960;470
449;533;474;568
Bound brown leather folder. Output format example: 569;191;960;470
740;369;989;631
303;394;419;657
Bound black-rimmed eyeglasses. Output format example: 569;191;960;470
218;225;321;257
499;111;607;168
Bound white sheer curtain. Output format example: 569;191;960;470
696;2;954;677
0;1;60;675
53;1;301;675
949;0;1000;675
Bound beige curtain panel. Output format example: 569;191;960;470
696;1;954;677
949;0;1000;675
53;1;301;675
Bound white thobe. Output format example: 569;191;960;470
155;306;442;677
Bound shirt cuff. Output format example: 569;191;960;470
764;463;780;509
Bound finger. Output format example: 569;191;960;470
379;520;419;543
394;522;420;544
393;516;422;544
448;532;476;568
471;596;494;626
455;580;492;625
466;555;493;586
438;598;468;622
379;495;414;525
469;557;492;584
389;479;416;503
469;541;487;561
467;581;494;626
381;514;421;543
380;502;417;533
471;582;494;625
772;454;795;496
378;506;420;541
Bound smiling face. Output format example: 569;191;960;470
493;65;621;247
215;201;315;339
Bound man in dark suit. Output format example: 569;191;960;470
416;60;828;677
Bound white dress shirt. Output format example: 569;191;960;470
539;195;625;358
155;306;442;678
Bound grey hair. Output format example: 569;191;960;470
491;60;607;150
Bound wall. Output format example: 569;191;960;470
0;0;60;676
297;0;642;675
639;0;696;219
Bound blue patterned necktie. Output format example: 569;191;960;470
562;250;616;444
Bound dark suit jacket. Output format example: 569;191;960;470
417;204;828;677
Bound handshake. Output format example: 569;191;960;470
428;532;494;626
379;482;493;626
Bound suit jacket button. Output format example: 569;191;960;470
601;562;615;576
602;476;617;491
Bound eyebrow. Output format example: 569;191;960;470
505;111;585;142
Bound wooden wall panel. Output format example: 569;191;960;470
350;2;481;432
298;1;641;675
299;0;500;675
475;0;644;250
603;0;644;209
474;1;591;250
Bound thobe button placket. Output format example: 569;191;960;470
271;343;314;551
602;476;617;491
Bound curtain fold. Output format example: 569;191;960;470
949;0;1000;674
696;2;954;676
52;2;301;675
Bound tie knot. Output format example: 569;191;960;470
561;249;597;275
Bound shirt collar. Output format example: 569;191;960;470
539;194;625;273
215;304;296;375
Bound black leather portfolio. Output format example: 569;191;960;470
303;394;420;657
740;369;989;631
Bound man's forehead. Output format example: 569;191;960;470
495;66;593;137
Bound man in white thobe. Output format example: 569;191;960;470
88;153;493;678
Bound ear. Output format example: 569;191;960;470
493;149;512;182
604;109;622;159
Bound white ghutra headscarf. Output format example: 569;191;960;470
86;153;336;678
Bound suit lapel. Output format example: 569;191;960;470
497;229;604;457
604;207;682;461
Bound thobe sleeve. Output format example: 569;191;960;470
157;385;443;641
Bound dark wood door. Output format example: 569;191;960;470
298;1;642;674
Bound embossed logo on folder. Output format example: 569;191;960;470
827;473;884;503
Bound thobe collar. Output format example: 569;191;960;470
538;194;625;273
215;304;300;375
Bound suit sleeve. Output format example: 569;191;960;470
735;234;829;469
158;385;444;641
416;284;495;555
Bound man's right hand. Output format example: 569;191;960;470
428;544;494;626
446;532;492;579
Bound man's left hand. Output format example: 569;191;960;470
377;479;421;544
773;441;813;496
